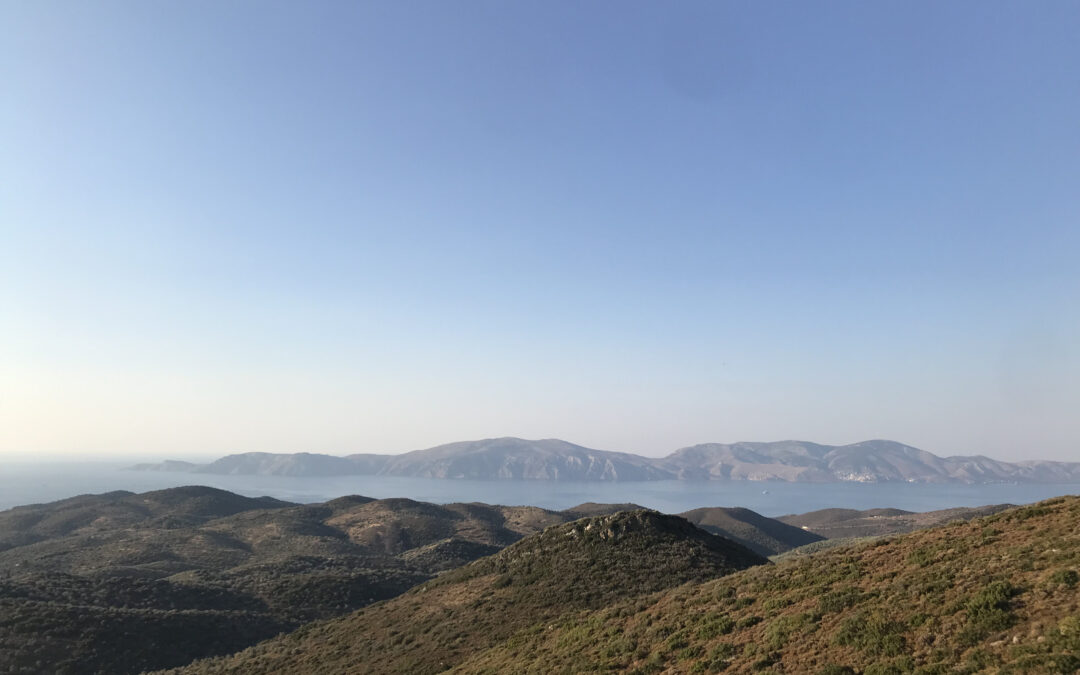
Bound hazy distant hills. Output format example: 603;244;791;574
659;438;1080;483
375;437;669;480
133;436;1080;483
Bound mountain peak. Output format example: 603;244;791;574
562;509;707;541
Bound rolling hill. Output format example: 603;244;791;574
777;502;1015;540
164;510;769;675
164;496;1080;674
679;506;825;557
0;487;807;674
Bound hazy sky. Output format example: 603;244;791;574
2;2;1078;462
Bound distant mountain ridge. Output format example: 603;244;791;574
131;437;1080;484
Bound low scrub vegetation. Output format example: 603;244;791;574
450;496;1080;674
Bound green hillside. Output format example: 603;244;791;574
0;488;801;674
168;511;768;674
163;497;1080;675
5;485;1056;674
457;496;1080;674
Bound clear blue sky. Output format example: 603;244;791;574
2;1;1078;461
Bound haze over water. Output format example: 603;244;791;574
2;463;1074;517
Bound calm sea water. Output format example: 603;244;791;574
2;463;1076;516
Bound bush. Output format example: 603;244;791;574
818;587;861;614
964;580;1018;637
696;613;735;640
1047;569;1078;588
764;613;816;649
833;612;907;657
736;615;762;630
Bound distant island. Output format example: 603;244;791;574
131;437;1080;484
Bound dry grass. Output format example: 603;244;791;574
457;496;1080;674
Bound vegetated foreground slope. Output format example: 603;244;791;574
167;511;769;675
454;495;1080;674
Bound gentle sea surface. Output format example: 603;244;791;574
2;463;1077;516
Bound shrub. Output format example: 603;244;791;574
764;613;816;649
833;612;907;657
964;580;1018;637
762;596;793;612
864;663;906;675
665;630;690;651
818;587;861;614
1047;569;1079;588
696;613;735;640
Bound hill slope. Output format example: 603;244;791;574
777;503;1014;539
0;489;563;674
454;496;1080;673
679;506;825;557
0;489;802;674
168;511;768;674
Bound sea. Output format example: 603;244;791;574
1;462;1076;517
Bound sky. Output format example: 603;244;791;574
2;1;1078;462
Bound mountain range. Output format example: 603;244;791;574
133;436;1080;483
